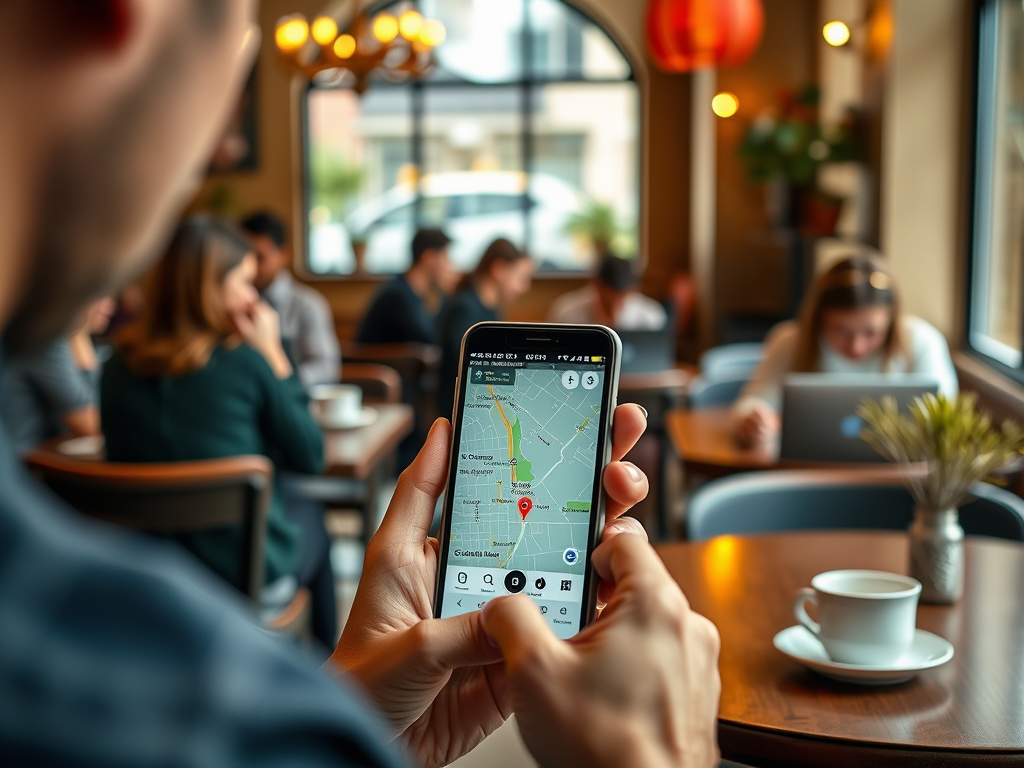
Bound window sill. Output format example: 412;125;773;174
954;351;1024;420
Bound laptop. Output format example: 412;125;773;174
617;329;676;374
780;374;940;463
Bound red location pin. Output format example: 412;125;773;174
518;497;533;520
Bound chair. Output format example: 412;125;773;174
23;451;310;636
341;341;441;432
341;362;401;404
686;467;1024;542
686;374;749;409
699;343;764;381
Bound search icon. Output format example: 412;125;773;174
483;574;494;585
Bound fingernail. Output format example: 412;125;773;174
622;461;641;482
635;404;648;420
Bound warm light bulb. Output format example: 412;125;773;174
373;14;399;43
823;20;851;46
399;10;424;40
711;92;739;118
311;16;338;46
333;34;356;59
418;19;446;48
275;15;309;52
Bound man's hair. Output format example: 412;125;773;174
240;211;287;249
595;253;639;292
411;228;452;264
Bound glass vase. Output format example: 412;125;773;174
908;508;964;604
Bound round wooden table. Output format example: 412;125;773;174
656;531;1024;767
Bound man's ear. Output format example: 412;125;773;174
32;0;132;57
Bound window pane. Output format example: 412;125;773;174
529;82;639;271
422;85;525;272
972;0;1024;365
422;0;525;83
529;0;631;80
307;86;415;275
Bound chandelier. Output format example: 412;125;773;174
274;1;446;94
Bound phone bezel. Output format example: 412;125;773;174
432;321;622;634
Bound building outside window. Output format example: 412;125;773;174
305;0;639;276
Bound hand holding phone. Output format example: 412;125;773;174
434;322;621;637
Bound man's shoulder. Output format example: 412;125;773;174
0;447;402;767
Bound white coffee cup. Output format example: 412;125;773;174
310;384;362;425
793;569;921;666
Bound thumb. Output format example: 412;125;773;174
414;611;503;673
373;418;451;547
481;595;567;672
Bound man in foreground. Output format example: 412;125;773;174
0;2;721;767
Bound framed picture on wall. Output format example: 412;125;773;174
209;66;258;172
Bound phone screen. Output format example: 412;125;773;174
435;325;617;639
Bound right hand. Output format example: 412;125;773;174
481;531;722;768
736;402;780;447
233;300;292;378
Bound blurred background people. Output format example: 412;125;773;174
732;253;958;447
356;228;454;345
241;210;340;390
436;238;534;418
548;252;667;330
102;216;336;647
0;296;113;454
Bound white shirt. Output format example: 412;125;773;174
734;315;959;416
547;285;667;330
263;271;341;390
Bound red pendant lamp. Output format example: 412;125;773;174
646;0;764;73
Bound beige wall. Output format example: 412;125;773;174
880;0;970;342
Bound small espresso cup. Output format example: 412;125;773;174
793;570;921;666
310;384;362;425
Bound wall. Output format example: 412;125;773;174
194;0;692;339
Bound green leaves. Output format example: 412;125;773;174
858;393;1024;511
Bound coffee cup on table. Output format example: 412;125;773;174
793;570;921;666
310;384;362;426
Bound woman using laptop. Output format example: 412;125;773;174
733;253;958;447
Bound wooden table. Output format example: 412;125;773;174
666;406;776;477
656;532;1024;767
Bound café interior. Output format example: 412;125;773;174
6;0;1024;766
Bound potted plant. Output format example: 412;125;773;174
858;393;1024;603
564;201;619;260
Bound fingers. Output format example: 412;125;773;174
602;460;648;521
372;418;451;548
482;595;568;672
611;403;647;462
411;611;503;673
597;517;649;605
591;528;673;597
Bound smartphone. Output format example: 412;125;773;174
433;322;622;639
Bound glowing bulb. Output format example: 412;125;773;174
711;92;739;118
373;14;399;43
275;15;309;52
418;19;446;48
823;20;851;46
333;34;356;59
399;10;424;40
311;16;338;46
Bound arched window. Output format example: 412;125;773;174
305;0;639;276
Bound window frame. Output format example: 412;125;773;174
299;0;642;281
966;0;1024;383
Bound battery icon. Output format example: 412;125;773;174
590;356;603;363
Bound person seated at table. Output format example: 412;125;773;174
102;216;336;647
356;228;455;346
0;296;114;454
548;252;667;330
240;210;340;390
436;238;534;418
733;253;959;447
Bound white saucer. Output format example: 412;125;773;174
773;625;954;685
55;435;105;458
314;406;378;430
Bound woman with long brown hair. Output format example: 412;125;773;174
102;215;336;646
435;238;534;418
732;252;958;446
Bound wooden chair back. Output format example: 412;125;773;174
341;341;441;429
24;452;272;603
341;362;402;404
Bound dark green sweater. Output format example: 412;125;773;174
101;344;324;590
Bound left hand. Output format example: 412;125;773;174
328;404;650;768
